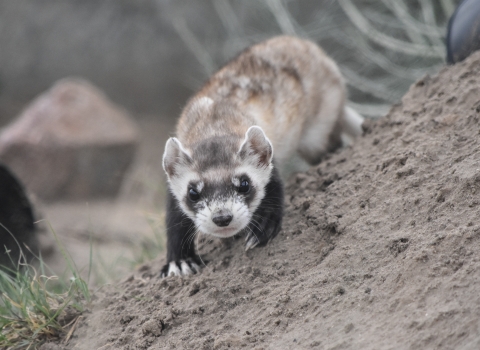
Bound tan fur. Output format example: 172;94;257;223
175;36;360;177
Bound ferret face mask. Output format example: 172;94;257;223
163;126;273;238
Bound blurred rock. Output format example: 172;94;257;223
0;78;139;200
0;163;37;270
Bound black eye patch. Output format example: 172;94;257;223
234;174;257;206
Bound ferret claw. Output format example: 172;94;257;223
245;232;260;251
160;258;202;278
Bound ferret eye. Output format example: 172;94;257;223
188;188;200;201
238;179;250;193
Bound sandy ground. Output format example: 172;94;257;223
42;52;480;349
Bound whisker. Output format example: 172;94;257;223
186;229;197;248
248;218;264;235
196;231;208;267
252;213;277;224
180;224;198;253
246;225;260;244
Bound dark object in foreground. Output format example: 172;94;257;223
447;0;480;64
0;163;37;270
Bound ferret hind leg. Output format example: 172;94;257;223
297;87;345;166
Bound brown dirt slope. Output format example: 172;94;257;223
67;52;480;350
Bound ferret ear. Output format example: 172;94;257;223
238;126;273;167
163;137;192;178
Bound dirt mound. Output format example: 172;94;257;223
66;52;480;350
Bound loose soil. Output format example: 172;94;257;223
58;52;480;349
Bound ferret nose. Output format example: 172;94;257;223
212;210;233;227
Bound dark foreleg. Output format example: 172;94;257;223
160;189;202;277
245;166;284;250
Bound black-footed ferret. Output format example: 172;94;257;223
161;36;363;277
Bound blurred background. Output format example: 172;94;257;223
0;0;454;123
0;0;457;283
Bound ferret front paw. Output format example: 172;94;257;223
160;258;202;278
245;231;260;250
245;211;282;251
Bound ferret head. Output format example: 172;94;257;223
163;125;273;238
